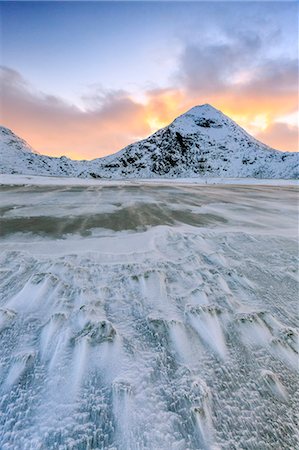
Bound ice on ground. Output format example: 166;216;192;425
0;182;298;449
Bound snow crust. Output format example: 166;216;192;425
1;104;298;180
0;182;298;449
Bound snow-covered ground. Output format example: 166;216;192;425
0;173;298;187
0;181;298;449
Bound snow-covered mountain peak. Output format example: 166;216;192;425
181;103;222;118
98;103;297;179
170;104;238;137
0;106;298;180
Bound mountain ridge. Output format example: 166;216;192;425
1;104;298;179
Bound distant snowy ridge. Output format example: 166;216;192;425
1;104;298;179
0;126;79;178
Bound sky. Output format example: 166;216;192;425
0;0;298;159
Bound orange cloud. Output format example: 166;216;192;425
0;66;298;159
0;67;150;159
144;88;186;129
142;89;298;152
255;122;298;152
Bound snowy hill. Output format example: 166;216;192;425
1;104;298;179
0;126;81;177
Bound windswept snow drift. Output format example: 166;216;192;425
0;181;298;449
1;104;298;179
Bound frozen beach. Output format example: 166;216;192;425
0;179;298;449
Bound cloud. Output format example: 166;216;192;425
173;28;298;152
0;0;297;157
177;31;298;105
0;66;150;159
1;55;298;159
178;33;263;94
256;122;298;152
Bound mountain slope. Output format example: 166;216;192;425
1;104;298;179
90;104;298;179
0;126;81;177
